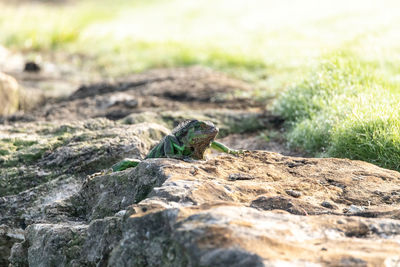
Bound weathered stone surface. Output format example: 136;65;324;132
111;205;400;267
9;217;124;267
0;119;168;197
0;225;24;267
70;159;171;221
0;72;19;116
0;119;167;224
0;120;168;264
136;152;400;217
8;151;400;266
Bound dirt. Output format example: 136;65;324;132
7;66;261;121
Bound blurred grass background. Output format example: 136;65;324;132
1;0;400;170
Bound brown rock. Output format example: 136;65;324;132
0;72;19;116
112;204;400;267
285;189;302;198
139;151;400;217
118;151;400;266
7;151;400;266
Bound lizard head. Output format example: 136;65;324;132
173;120;219;158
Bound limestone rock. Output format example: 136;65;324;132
70;159;171;221
0;72;19;116
0;119;168;198
0;225;24;267
8;151;400;266
0;120;169;264
110;204;400;267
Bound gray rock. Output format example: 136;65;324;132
70;158;175;221
0;225;24;267
321;201;337;209
25;223;87;267
1;120;169;264
285;189;301;198
346;204;366;214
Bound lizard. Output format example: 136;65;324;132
111;119;242;172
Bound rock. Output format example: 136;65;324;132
69;159;172;221
110;204;400;267
228;173;255;181
345;204;366;214
285;189;302;198
23;223;88;267
0;119;169;264
0;225;24;267
0;72;19;116
321;200;338;210
9;216;123;267
7;151;400;266
0;119;168;198
23;62;41;73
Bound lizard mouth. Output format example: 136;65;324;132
207;124;219;137
190;129;218;146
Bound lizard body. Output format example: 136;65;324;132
112;120;241;172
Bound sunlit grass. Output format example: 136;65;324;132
1;3;106;50
274;53;400;170
0;0;144;50
330;97;400;170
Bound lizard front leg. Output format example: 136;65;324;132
211;141;243;155
163;135;186;159
111;158;141;172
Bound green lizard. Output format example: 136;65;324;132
112;119;242;172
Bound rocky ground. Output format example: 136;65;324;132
1;53;400;266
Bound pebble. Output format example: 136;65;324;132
285;189;301;198
345;204;365;214
321;201;336;209
228;173;255;181
190;166;199;175
24;61;41;72
115;210;126;217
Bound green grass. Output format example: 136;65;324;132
274;53;400;170
0;0;135;51
330;104;400;169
